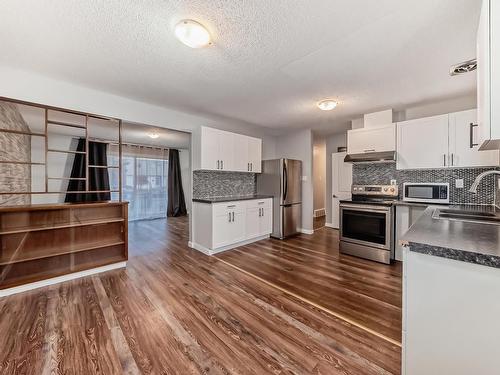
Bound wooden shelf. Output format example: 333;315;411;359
0;161;45;165
47;149;86;155
0;217;124;235
0;128;45;137
0;237;125;266
47;120;86;129
48;177;86;181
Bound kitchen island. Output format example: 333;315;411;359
401;205;500;375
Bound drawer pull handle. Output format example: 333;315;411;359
227;205;236;208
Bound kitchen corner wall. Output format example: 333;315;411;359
353;164;499;205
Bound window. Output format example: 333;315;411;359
109;144;168;221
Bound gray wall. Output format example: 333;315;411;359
275;129;314;232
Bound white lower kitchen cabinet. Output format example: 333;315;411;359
192;198;272;255
403;248;500;375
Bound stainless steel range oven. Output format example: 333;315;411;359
339;185;398;264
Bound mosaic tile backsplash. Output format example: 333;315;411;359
353;163;499;205
193;170;256;199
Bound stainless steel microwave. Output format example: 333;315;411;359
403;182;450;204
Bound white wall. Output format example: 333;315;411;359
313;136;326;213
0;67;276;241
275;129;313;232
325;132;348;225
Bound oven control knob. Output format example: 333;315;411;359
383;187;388;192
390;187;395;193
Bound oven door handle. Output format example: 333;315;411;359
340;204;391;213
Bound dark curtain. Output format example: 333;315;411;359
65;139;111;202
167;149;187;217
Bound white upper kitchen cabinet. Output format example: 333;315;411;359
200;126;234;171
247;136;262;173
449;109;499;167
397;114;449;170
477;0;500;150
347;124;396;154
200;126;221;171
199;127;262;172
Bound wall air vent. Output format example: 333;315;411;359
449;59;477;76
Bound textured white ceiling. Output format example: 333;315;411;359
0;0;480;135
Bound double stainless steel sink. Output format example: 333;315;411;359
433;208;500;225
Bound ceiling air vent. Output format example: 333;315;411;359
450;59;477;76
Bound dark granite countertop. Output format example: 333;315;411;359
192;195;274;203
402;205;500;268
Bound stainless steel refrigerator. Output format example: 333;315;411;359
256;159;302;239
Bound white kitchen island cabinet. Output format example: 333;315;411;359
403;248;500;375
191;198;272;255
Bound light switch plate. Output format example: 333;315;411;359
455;179;464;188
301;175;307;182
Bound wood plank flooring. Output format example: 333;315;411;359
0;216;401;374
217;228;402;344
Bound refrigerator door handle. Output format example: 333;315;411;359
283;161;288;202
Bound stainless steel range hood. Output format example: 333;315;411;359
344;151;396;164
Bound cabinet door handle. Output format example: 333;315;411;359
261;208;264;217
217;160;220;169
228;212;231;222
232;212;234;221
470;123;479;148
451;153;454;166
443;154;446;166
251;163;253;171
364;149;375;153
258;208;261;217
221;160;224;169
247;163;249;171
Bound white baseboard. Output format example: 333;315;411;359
190;234;270;255
0;261;127;298
299;228;314;235
325;222;337;228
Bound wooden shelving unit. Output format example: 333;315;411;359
0;202;128;289
0;97;123;202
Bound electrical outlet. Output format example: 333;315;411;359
390;179;397;185
455;179;464;188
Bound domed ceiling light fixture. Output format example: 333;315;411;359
174;19;211;48
317;99;338;111
147;130;160;139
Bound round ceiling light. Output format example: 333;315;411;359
174;19;211;48
148;130;160;139
317;99;338;111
